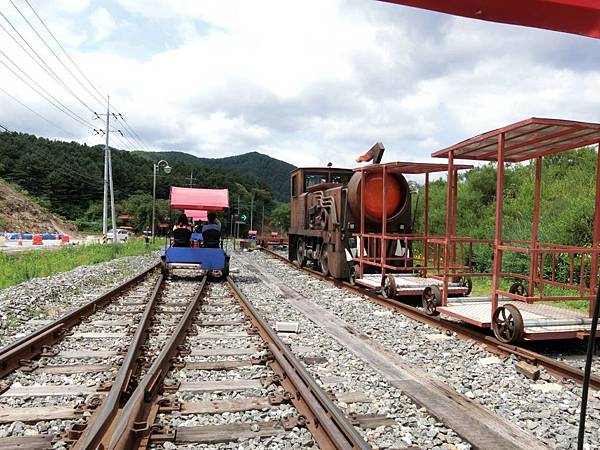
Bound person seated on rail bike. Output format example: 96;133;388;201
193;220;203;234
172;213;192;247
202;212;221;248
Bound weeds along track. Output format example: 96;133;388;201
0;265;374;449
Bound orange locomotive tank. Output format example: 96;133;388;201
288;143;412;280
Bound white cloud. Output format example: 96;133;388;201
89;6;116;43
0;0;599;171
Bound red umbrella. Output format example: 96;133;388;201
380;1;600;39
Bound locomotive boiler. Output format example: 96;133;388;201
288;143;412;280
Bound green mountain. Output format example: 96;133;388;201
0;132;284;230
134;150;295;201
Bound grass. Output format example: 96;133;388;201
469;277;590;313
0;239;162;290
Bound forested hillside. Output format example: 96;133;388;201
134;150;295;201
413;147;597;274
0;132;279;231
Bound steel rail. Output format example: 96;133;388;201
0;261;160;379
72;274;165;450
107;275;208;450
261;248;600;390
227;276;370;450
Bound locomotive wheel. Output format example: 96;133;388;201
492;304;524;344
509;281;529;297
348;265;358;286
453;276;473;296
422;286;441;316
296;238;306;267
381;274;397;299
320;245;330;276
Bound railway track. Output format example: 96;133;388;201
260;247;600;390
0;265;375;449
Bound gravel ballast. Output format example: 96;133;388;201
0;254;159;347
232;254;472;450
236;250;600;450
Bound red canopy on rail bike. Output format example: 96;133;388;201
184;209;209;221
162;186;230;278
380;0;600;39
170;187;229;211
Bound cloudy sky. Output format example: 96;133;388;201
0;0;599;168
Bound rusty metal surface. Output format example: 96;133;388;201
227;277;370;450
107;276;207;450
261;247;600;390
0;262;159;379
72;274;165;450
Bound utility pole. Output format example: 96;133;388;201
237;195;240;245
261;204;265;235
96;95;122;244
250;195;254;230
189;169;193;187
107;97;117;245
102;133;108;239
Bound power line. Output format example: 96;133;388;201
0;123;9;132
18;2;155;151
114;113;152;150
0;12;96;119
23;0;106;108
8;0;99;114
0;85;72;136
0;49;97;131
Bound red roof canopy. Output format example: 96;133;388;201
170;187;229;211
184;209;208;221
432;117;600;162
354;161;472;174
380;0;600;39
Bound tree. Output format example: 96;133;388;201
271;203;290;232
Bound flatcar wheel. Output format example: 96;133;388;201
381;274;397;299
422;285;441;316
320;245;330;276
296;238;306;267
509;281;529;297
453;276;473;296
348;265;357;286
492;304;524;344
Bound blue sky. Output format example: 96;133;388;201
0;0;599;168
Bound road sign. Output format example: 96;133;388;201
240;214;247;222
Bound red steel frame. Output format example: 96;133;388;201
433;118;600;325
352;161;472;283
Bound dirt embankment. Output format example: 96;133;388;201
0;178;79;236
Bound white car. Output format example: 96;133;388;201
106;228;129;242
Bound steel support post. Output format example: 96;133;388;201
424;172;430;277
359;169;366;279
589;143;600;316
491;133;506;313
442;152;454;305
529;157;542;300
381;166;387;277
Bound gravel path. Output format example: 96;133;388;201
232;254;471;450
238;250;600;450
0;253;159;347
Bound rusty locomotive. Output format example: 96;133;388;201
288;143;413;280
